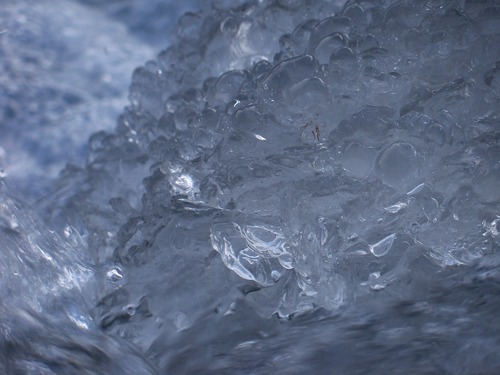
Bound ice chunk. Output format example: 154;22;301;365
384;202;408;214
312;33;346;65
286;77;330;112
263;54;317;95
308;16;351;49
329;46;358;76
340;141;375;178
330;106;396;145
369;234;396;257
208;70;248;107
67;2;500;355
106;266;124;283
210;222;291;286
376;141;422;188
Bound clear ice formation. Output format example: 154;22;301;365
1;0;500;373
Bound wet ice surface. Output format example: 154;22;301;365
1;0;500;373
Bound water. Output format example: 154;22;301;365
1;0;500;373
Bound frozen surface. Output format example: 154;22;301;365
1;0;500;374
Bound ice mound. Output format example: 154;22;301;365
2;0;500;373
70;0;499;316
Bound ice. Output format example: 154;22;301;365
340;141;376;178
376;141;422;188
312;33;346;65
369;233;396;257
1;0;500;373
210;222;293;286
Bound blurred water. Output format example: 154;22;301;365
1;0;500;373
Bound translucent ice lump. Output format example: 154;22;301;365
15;0;499;372
74;0;500;318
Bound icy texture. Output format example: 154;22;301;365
89;0;499;316
2;0;500;373
0;195;157;374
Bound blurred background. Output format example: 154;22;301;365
0;0;202;199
